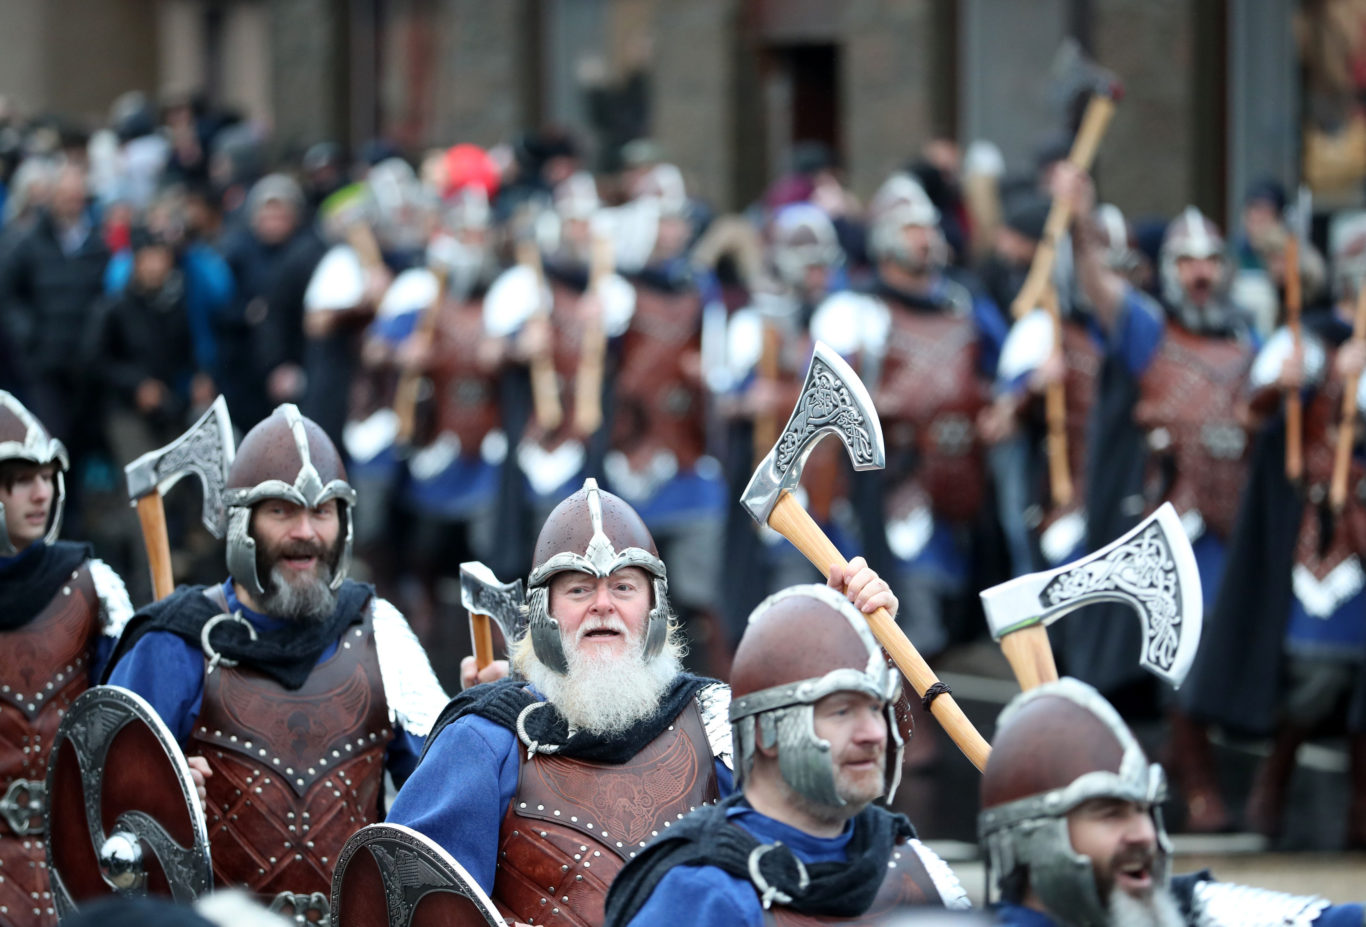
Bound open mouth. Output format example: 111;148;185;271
281;555;319;572
1113;859;1154;894
582;627;623;640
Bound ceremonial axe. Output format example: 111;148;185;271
124;396;235;600
742;341;992;772
980;502;1203;691
459;561;526;671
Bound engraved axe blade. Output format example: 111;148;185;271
459;561;526;644
741;341;885;526
124;396;235;537
980;502;1203;688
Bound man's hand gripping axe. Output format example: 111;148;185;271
124;397;235;600
459;562;526;671
742;341;993;772
980;501;1203;691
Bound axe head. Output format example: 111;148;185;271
124;396;235;537
459;561;526;644
980;503;1202;688
1049;37;1123;126
742;341;885;526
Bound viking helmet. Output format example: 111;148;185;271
978;678;1170;927
526;478;671;674
868;172;945;268
1159;206;1228;306
770;203;843;290
222;404;357;598
729;584;904;808
0;391;68;556
1094;203;1140;274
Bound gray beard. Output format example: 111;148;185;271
256;563;337;623
1107;885;1184;927
525;637;680;736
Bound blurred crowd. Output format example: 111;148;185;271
1;84;1363;847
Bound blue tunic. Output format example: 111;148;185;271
105;579;424;785
387;709;734;894
622;806;856;927
990;895;1364;925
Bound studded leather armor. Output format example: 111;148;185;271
765;840;948;925
493;701;720;926
610;285;706;475
186;610;392;913
876;310;989;523
426;297;500;452
1135;325;1253;540
0;563;98;927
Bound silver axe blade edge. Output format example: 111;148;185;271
123;395;236;538
741;340;886;526
979;502;1203;688
458;561;526;642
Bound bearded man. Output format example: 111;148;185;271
603;583;968;926
104;404;446;919
387;478;899;925
979;678;1363;927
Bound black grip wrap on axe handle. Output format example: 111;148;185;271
921;681;953;712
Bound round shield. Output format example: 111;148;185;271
45;685;213;917
331;824;508;927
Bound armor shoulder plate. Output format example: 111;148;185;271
371;597;448;738
600;272;637;336
1191;880;1331;927
696;682;733;771
90;557;134;638
304;244;365;312
811;292;885;357
378;267;440;321
1249;326;1326;390
906;839;971;911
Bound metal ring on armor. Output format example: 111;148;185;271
747;843;810;910
268;890;330;924
0;777;46;835
200;611;259;674
515;701;565;756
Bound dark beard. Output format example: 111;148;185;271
254;534;342;623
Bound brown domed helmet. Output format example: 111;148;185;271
222;404;357;598
978;678;1170;927
729;584;903;809
0;391;69;556
525;478;670;675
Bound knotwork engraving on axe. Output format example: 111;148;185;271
742;341;992;772
124;396;235;600
979;501;1203;692
459;561;526;672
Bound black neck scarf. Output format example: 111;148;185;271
104;579;374;690
0;540;92;631
604;792;914;926
420;673;713;766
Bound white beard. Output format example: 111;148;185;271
524;620;681;736
1108;885;1184;927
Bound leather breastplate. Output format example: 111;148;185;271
0;561;97;927
611;286;706;473
493;700;720;926
877;310;988;522
185;610;392;906
428;299;500;452
766;840;945;925
1136;325;1252;540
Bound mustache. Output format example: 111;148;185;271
1112;845;1157;871
575;614;629;642
276;540;330;560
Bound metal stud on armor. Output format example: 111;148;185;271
0;566;97;927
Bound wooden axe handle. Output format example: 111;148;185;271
1011;95;1117;320
136;491;175;601
1042;285;1073;508
394;270;449;446
517;240;564;432
999;624;1060;691
766;490;991;772
470;612;496;671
